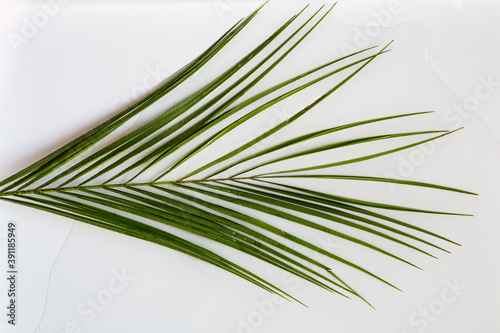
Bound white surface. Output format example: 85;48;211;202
0;1;499;332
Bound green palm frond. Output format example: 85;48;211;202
0;4;474;305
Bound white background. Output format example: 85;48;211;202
0;1;499;332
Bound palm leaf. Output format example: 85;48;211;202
0;4;473;305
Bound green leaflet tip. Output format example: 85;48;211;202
324;3;333;12
296;4;310;17
446;238;461;246
334;289;351;299
409;110;434;115
405;260;422;271
356;293;376;310
380;40;394;51
391;283;403;293
290;296;308;308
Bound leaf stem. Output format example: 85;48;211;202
0;176;254;197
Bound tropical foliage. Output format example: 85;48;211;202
0;4;473;305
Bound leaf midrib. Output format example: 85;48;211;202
0;177;252;197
